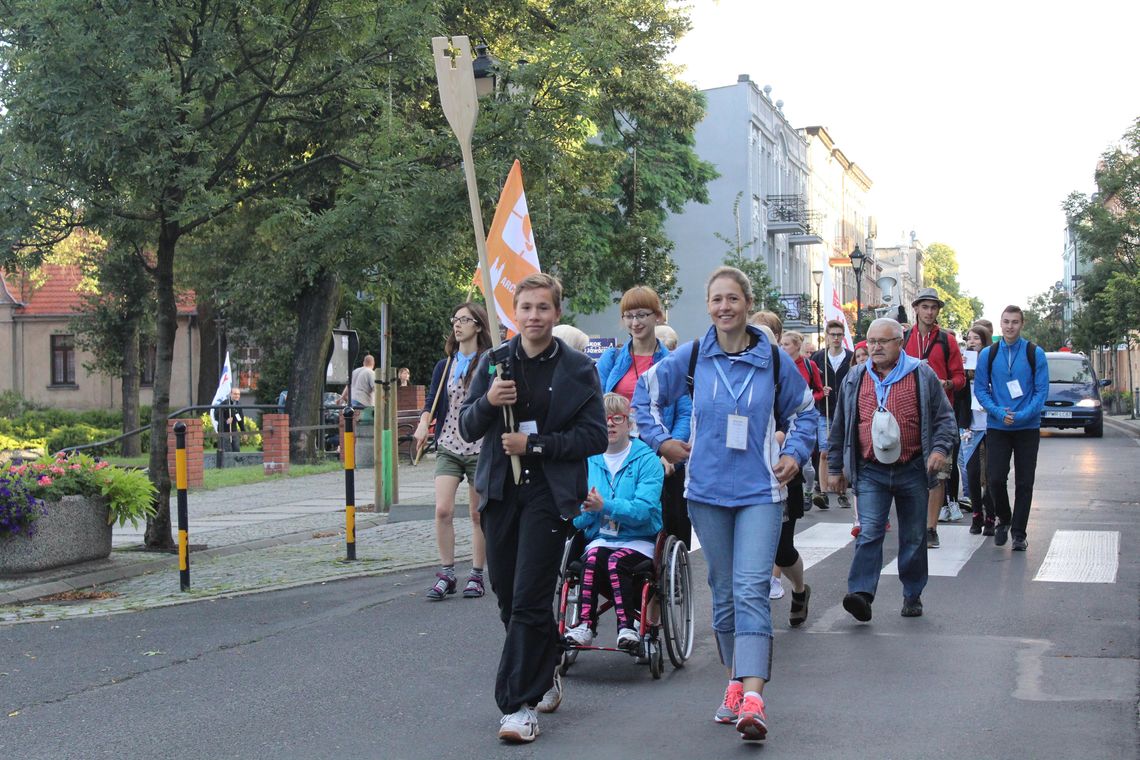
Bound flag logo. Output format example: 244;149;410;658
476;160;540;336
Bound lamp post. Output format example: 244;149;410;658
850;245;867;340
432;35;520;483
812;268;824;343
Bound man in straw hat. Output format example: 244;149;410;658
901;287;966;548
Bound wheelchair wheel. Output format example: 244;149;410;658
660;536;695;668
648;639;663;679
555;535;583;675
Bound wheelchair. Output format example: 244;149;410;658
554;529;694;679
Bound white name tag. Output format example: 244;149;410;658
600;518;619;537
518;420;538;435
1006;380;1023;399
726;414;749;450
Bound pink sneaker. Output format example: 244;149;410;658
714;681;743;723
735;693;768;741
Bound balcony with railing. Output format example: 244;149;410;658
767;195;824;246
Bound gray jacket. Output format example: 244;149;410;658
459;337;607;518
827;361;956;488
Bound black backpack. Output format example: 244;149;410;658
985;340;1038;376
685;337;782;405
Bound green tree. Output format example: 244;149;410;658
1022;284;1067;350
1063;118;1139;353
0;0;426;546
922;242;984;333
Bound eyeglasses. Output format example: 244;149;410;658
606;414;628;425
621;311;655;323
827;332;844;338
865;337;902;347
450;316;477;326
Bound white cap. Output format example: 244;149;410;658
871;409;902;464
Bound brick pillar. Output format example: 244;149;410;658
397;385;426;414
262;413;290;475
167;418;204;488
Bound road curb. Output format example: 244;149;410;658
1104;416;1140;438
0;513;391;606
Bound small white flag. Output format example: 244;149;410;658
210;352;232;428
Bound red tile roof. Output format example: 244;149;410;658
0;265;197;316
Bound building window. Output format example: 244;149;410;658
140;341;156;387
50;334;76;386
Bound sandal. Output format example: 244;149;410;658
462;573;485;599
789;584;811;627
426;572;457;601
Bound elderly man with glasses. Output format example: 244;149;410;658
828;318;956;621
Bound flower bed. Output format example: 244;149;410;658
0;452;156;576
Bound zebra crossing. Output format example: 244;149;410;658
690;521;1122;583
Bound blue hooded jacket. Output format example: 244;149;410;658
633;324;818;507
973;338;1049;431
573;437;664;544
596;340;692;442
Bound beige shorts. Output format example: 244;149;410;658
435;447;479;482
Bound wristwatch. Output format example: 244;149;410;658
527;434;543;455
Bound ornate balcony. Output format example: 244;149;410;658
767;196;824;245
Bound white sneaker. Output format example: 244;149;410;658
498;707;539;743
564;623;595;646
938;505;952;523
769;576;785;600
616;627;640;651
947;501;964;522
537;670;562;714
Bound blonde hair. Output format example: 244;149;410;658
754;324;776;344
552;324;589;352
654;324;678;350
749;310;782;340
706;266;753;303
782;330;804;347
513;272;563;309
603;392;631;417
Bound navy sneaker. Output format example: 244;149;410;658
1012;536;1028;552
994;523;1010;547
901;596;923;617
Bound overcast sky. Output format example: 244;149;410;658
669;0;1138;324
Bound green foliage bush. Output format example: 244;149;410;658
46;424;120;457
199;413;263;451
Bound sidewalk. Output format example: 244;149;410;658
0;456;472;622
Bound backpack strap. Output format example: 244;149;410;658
987;340;1038;375
905;326;950;362
687;336;782;410
686;339;699;397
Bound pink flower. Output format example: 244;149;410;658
94;461;110;470
12;465;26;475
50;466;65;475
70;464;81;470
38;475;53;486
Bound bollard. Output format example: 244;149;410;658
174;422;191;591
343;408;356;561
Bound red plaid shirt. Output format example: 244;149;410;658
857;368;922;464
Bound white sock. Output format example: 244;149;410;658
744;691;762;702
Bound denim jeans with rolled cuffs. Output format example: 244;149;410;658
849;458;929;601
688;500;783;681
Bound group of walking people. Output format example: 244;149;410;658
409;266;1049;747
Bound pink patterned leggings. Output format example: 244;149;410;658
577;546;647;630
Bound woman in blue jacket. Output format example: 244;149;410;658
564;393;664;652
633;266;817;743
595;285;692;542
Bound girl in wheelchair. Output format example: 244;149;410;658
564;393;664;651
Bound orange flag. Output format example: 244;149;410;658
475;160;540;336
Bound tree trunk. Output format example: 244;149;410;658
120;319;142;458
144;224;178;549
195;299;226;405
287;268;341;464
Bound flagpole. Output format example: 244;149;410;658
433;35;520;483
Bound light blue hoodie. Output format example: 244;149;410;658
573;437;664;544
632;324;818;507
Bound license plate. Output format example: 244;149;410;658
1044;411;1072;419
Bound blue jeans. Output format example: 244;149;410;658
849;458;928;601
688;500;782;681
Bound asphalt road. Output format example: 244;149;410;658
2;426;1137;760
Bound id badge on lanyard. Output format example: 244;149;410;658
714;358;757;451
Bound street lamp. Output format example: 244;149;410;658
812;268;824;343
471;42;499;98
850;245;867;339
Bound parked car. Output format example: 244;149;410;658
1041;352;1109;437
322;392;345;451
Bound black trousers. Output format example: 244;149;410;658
966;437;994;521
946;437;961;502
661;466;691;546
480;472;569;714
985;428;1040;539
